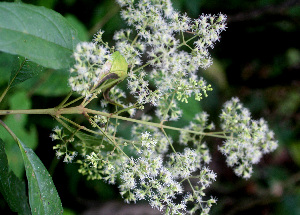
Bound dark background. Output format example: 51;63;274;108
0;0;299;214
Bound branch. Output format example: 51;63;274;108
0;106;229;139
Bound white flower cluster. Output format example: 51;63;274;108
131;115;170;154
219;97;278;179
50;126;77;163
51;126;218;213
127;70;160;105
119;132;217;214
167;148;200;178
115;0;226;115
68;0;226;120
64;0;224;115
77;137;128;182
69;42;111;97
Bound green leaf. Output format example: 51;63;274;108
65;14;89;42
22;69;71;96
17;138;63;214
0;52;15;86
0;138;31;215
9;55;45;88
0;2;80;69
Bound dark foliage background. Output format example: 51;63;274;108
0;0;299;214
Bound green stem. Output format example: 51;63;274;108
162;92;176;121
181;31;194;50
0;120;18;142
0;106;229;139
181;34;198;46
57;115;101;137
187;178;196;195
114;103;138;115
57;91;73;108
62;96;84;108
0;86;10;104
131;34;139;46
161;127;177;154
0;108;57;116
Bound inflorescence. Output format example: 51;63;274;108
50;0;278;214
